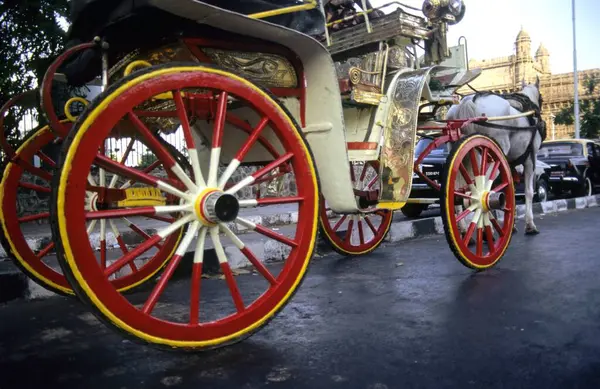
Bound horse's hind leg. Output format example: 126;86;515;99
523;157;539;235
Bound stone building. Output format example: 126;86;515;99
456;28;600;139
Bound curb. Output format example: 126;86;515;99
2;194;600;303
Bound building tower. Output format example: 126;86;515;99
515;27;532;85
535;43;551;75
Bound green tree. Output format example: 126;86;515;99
138;151;158;169
554;75;600;139
0;0;71;144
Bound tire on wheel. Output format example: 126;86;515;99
319;161;392;256
0;123;189;296
440;134;515;270
50;63;320;351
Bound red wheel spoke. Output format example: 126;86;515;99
333;215;347;232
469;149;480;177
241;246;278;285
234;117;270;163
480;147;489;174
36;151;56;167
491;218;504;236
36;242;55;259
100;240;107;269
146;215;176;223
488;160;500;181
121;160;164;189
357;220;365;245
364;216;377;234
212;92;228;149
18;181;51;193
226;153;294;195
142;254;184;315
173;90;196;149
476;228;483;257
189;262;203;324
239;196;304;208
492;182;508;193
459;163;473;185
18;212;49;223
485;225;495;253
462;223;476;245
126;219;164;250
87;207;156;220
253;223;298;247
456;208;472;223
350;164;356;182
344;219;355;243
127;112;177;168
105;235;162;276
221;262;245;313
14;159;52;182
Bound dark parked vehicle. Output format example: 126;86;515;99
403;137;551;218
538;139;600;198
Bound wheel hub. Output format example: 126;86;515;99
481;191;505;211
194;189;240;225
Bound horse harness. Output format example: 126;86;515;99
471;90;547;168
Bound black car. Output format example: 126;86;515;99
538;139;600;197
402;137;551;218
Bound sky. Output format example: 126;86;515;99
369;0;600;74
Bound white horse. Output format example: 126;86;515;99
446;77;545;235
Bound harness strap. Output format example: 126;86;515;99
469;89;546;168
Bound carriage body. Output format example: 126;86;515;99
0;0;518;351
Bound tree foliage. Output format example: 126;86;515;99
0;0;71;142
554;75;600;139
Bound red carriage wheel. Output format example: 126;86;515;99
50;63;320;350
441;134;515;270
0;124;186;295
319;161;392;255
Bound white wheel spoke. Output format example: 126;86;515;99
109;219;121;239
219;223;244;249
225;176;255;195
100;219;106;242
87;220;97;234
170;163;197;192
189;149;207;188
238;199;258;208
207;147;221;188
157;214;195;239
209;226;227;264
218;159;241;190
156;180;194;201
154;204;193;214
175;221;200;257
88;174;97;187
193;227;208;264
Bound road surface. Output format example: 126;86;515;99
1;208;599;389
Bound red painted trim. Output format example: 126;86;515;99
40;41;97;137
346;142;378;150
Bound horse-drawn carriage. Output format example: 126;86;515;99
0;0;527;350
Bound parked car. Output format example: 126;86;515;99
402;137;551;218
538;139;600;198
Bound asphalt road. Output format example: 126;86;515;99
1;208;600;389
